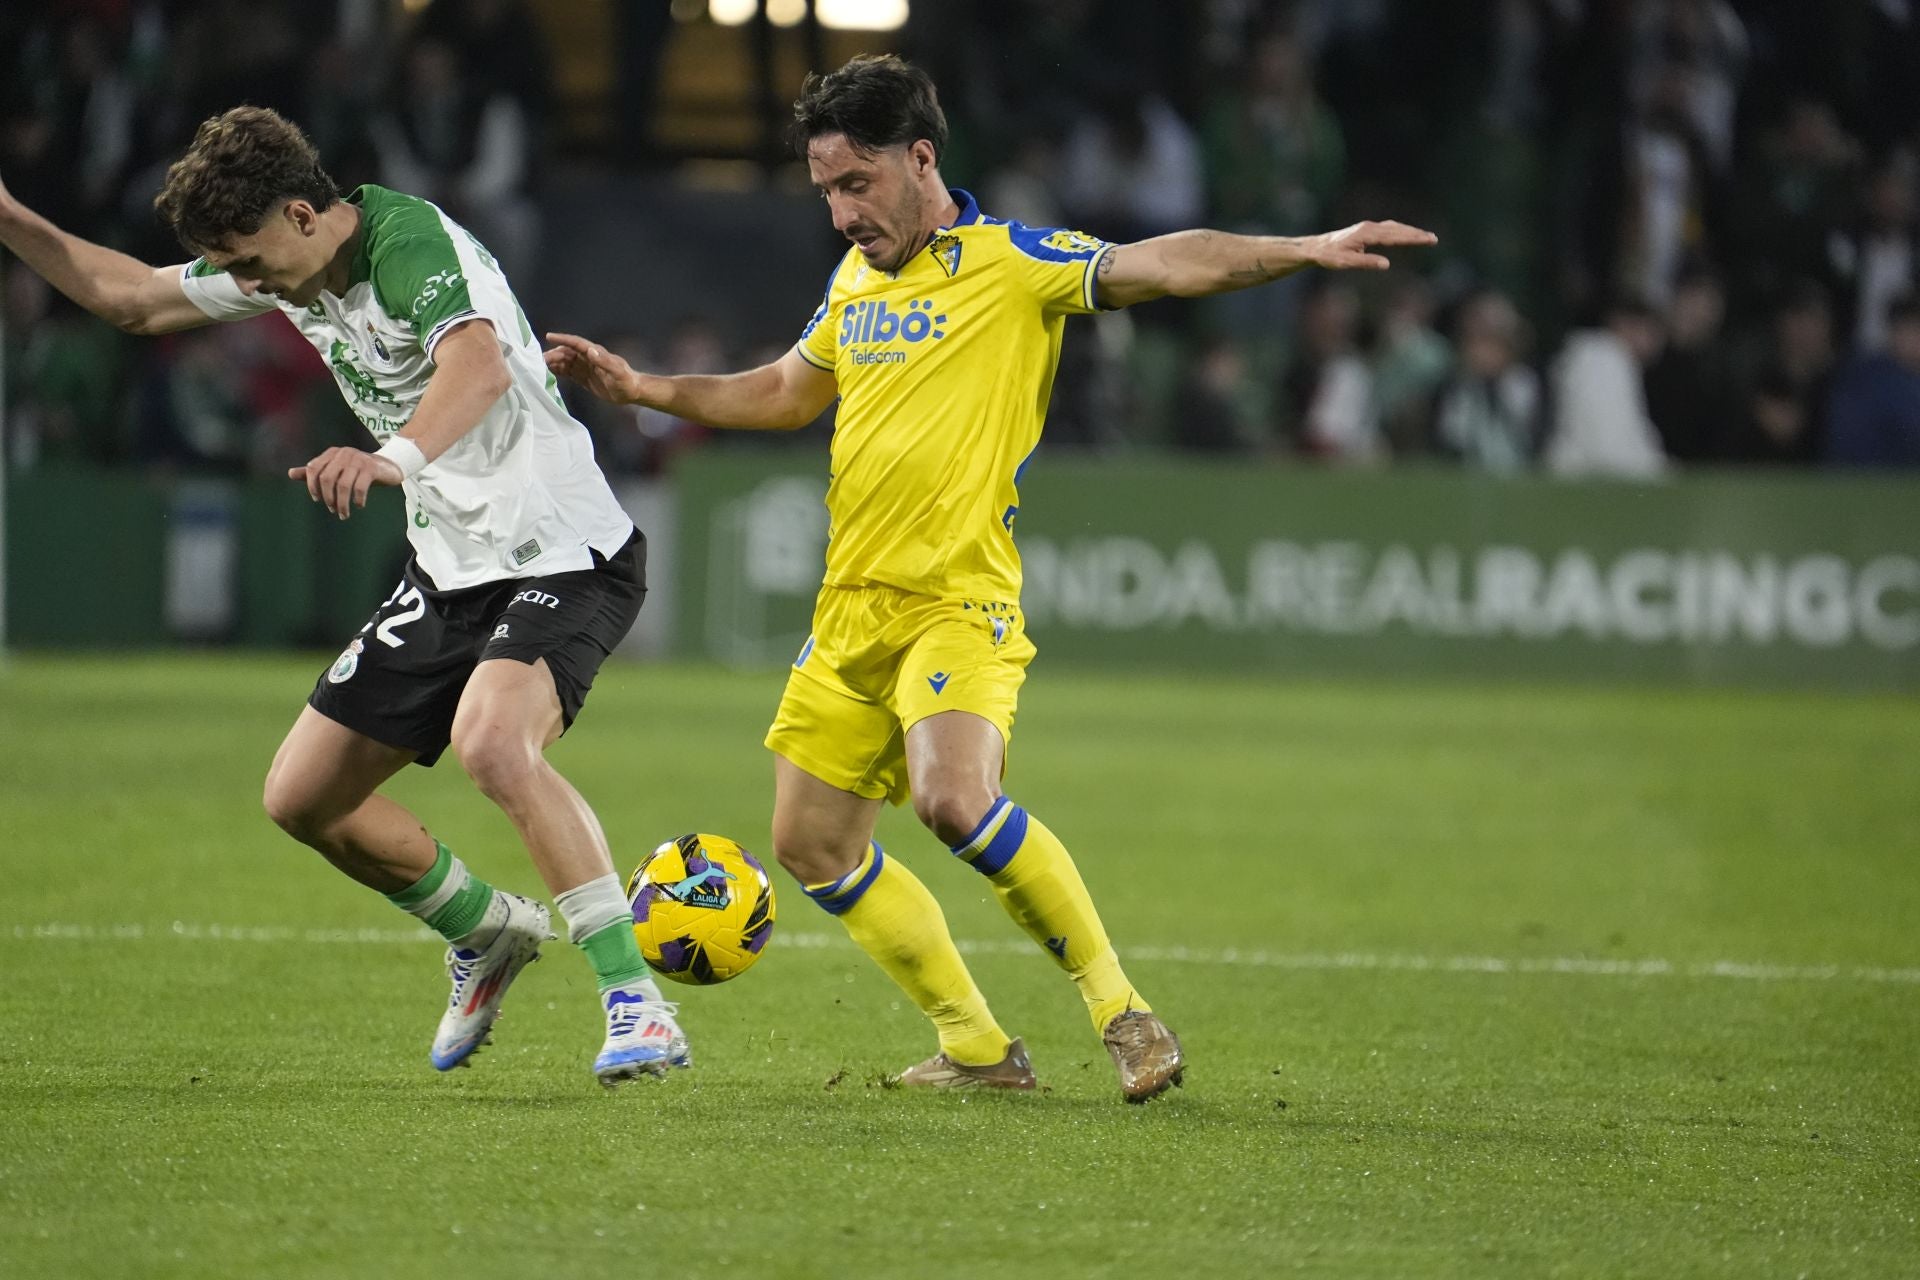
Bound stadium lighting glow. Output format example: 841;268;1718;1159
709;0;909;28
819;0;908;29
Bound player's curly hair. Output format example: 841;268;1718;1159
789;54;948;161
153;106;339;253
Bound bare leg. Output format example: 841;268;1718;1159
449;656;618;897
903;710;1005;846
448;656;686;1082
262;706;432;892
769;754;882;885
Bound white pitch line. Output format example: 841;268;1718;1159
7;921;1918;986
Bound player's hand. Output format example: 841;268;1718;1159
543;332;642;404
1298;221;1438;271
288;447;403;520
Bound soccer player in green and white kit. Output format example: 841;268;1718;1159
0;107;684;1087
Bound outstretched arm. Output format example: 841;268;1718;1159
543;334;837;431
1094;221;1438;309
0;171;216;335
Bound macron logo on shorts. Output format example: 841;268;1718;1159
928;671;951;695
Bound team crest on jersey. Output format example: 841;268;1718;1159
365;323;392;365
930;234;964;277
329;340;399;408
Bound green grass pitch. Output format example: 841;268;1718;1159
2;654;1916;1278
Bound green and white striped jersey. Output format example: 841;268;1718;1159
179;184;632;591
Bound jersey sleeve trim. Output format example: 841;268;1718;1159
798;259;840;340
1085;243;1116;312
796;257;845;371
177;258;280;321
423;309;488;359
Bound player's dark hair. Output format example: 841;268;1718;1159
154;106;340;253
789;54;948;162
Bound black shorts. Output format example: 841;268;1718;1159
308;530;646;766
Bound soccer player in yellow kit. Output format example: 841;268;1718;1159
547;55;1434;1102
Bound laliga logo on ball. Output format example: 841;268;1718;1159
625;834;776;986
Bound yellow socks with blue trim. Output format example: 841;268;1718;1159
803;841;1011;1066
952;798;1146;1034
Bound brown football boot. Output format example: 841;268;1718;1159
895;1036;1037;1091
1103;1010;1185;1103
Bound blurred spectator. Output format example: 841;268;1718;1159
413;0;551;116
5;270;130;468
1827;151;1919;353
176;0;309;122
1432;290;1541;474
301;0;391;184
1200;30;1346;235
1618;58;1720;308
1723;280;1836;464
1543;297;1668;478
1732;97;1862;312
1825;292;1920;467
1278;280;1380;463
369;34;541;279
1169;335;1259;454
2;16;136;239
59;18;138;235
7;0;1920;479
134;327;250;472
1644;266;1736;462
980;135;1065;229
1058;90;1204;242
1627;0;1747;173
1370;278;1452;454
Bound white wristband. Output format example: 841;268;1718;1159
374;435;428;480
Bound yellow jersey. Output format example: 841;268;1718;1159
794;189;1112;602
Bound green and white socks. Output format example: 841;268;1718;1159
388;848;659;998
555;873;662;998
386;841;496;946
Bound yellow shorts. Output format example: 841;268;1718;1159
765;584;1037;804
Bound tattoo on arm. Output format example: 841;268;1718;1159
1228;258;1278;284
1097;250;1116;279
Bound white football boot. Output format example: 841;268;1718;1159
429;892;553;1071
592;984;692;1087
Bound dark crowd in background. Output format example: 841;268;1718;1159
5;0;1920;478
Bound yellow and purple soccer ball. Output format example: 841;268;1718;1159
624;833;776;985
